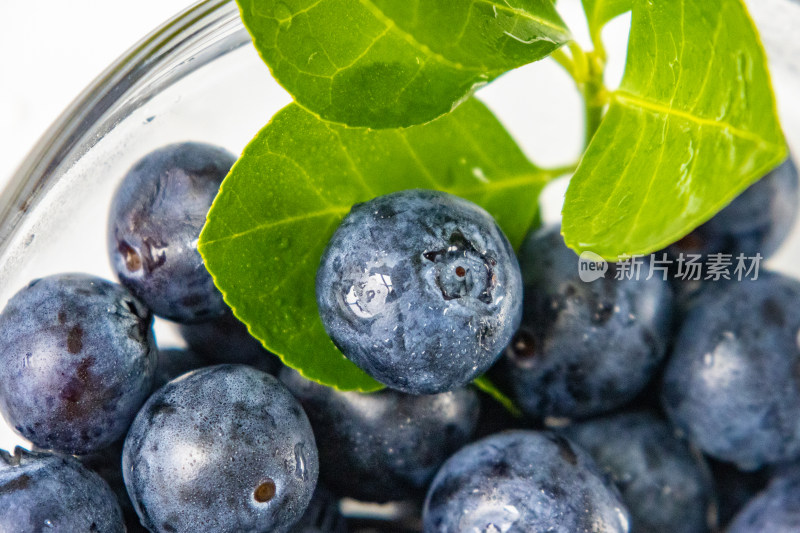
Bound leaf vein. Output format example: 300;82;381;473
612;91;779;149
201;207;348;247
357;0;480;72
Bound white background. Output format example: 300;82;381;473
0;0;193;187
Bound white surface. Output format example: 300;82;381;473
0;0;193;189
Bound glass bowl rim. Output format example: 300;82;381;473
0;0;237;248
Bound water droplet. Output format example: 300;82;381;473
459;503;519;532
345;273;393;318
278;236;290;249
472;167;488;183
294;442;308;481
616;507;630;530
44;520;54;528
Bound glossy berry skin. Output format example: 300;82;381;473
281;366;479;503
662;271;800;470
0;447;124;532
316;189;523;395
108;142;235;323
178;311;281;374
123;364;319;533
668;157;799;259
727;468;800;532
423;431;630;533
493;225;673;419
0;273;156;454
562;411;713;533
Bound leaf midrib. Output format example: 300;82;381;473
357;0;566;74
201;171;549;247
612;90;781;149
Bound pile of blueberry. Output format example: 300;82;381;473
1;141;799;533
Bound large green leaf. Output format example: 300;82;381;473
199;99;553;391
562;0;787;259
236;0;570;128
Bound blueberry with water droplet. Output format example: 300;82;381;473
423;430;630;532
492;225;673;419
123;364;318;533
316;189;523;394
0;273;156;454
663;271;800;469
108;142;235;323
0;447;124;532
281;366;479;502
562;411;714;533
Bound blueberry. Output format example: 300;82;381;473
668;157;799;259
0;447;124;532
108;142;235;323
0;273;156;454
152;348;209;390
290;484;346;533
280;366;479;503
422;430;630;532
562;411;714;533
727;467;800;532
662;271;800;469
492;225;673;419
123;364;319;533
316;189;523;395
178;310;281;374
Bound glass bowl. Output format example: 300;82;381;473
1;0;799;505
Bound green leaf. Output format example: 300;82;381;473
473;376;523;418
562;0;787;260
236;0;570;128
199;99;553;391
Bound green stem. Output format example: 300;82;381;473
553;42;609;151
472;376;523;418
545;162;579;179
547;43;610;170
550;48;577;80
582;57;608;148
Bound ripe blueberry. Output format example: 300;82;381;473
123;364;318;533
0;273;156;454
316;189;522;394
108;142;235;323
